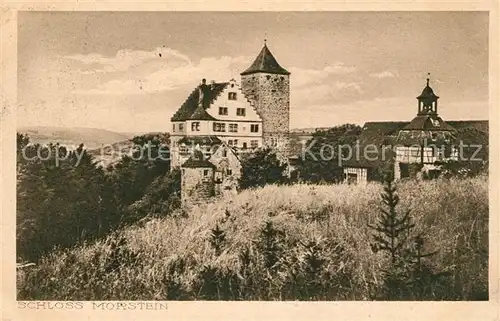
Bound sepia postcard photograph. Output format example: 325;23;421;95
1;3;499;321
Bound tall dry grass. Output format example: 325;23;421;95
17;176;488;300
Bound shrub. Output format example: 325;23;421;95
368;177;454;300
239;148;287;189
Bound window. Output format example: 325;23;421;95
228;139;238;147
213;122;226;132
242;142;247;149
347;173;357;184
226;169;232;176
236;108;246;116
191;122;200;131
410;147;420;157
203;169;209;176
250;124;259;132
179;145;189;154
219;107;228;115
222;149;227;157
179;123;184;131
229;124;238;133
172;124;176;132
228;92;237;100
250;140;258;148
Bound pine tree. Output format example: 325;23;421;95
209;223;226;256
257;220;284;270
368;176;450;300
368;177;414;264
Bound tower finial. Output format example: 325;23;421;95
264;31;267;45
426;72;430;86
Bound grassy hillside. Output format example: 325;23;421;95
17;176;488;300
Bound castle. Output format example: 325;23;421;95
169;42;291;206
342;76;488;183
170;44;488;204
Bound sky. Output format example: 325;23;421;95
17;11;489;133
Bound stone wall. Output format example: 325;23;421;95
241;72;290;157
181;167;215;206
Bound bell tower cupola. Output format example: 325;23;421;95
417;73;439;116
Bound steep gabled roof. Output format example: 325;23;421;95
402;115;455;131
360;122;408;143
171;82;228;121
446;120;489;136
181;150;216;169
189;105;217;121
240;44;290;76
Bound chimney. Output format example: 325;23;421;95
198;78;207;107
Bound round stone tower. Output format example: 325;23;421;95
180;150;216;206
240;42;291;159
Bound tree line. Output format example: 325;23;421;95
16;133;179;262
16;124;488;262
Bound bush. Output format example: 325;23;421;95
239;148;288;189
16;135;121;261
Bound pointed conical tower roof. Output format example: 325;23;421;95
240;43;290;76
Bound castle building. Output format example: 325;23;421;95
170;42;291;204
180;150;216;206
342;76;488;183
393;76;458;179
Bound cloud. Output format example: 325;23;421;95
324;63;357;74
369;71;398;79
66;47;358;96
292;81;364;109
64;47;191;73
289;63;356;88
69;48;251;94
290;97;412;129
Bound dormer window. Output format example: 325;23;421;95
191;122;200;131
228;92;237;100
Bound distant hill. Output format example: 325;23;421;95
290;127;334;134
17;126;136;150
87;139;136;169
